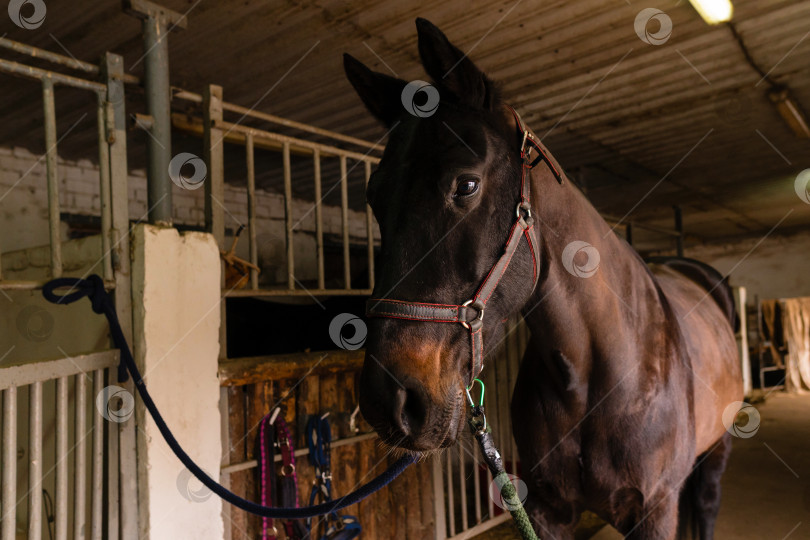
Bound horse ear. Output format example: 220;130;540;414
415;18;498;110
343;54;407;127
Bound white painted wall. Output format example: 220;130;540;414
684;229;810;304
131;225;224;540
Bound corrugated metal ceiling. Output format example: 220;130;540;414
1;0;808;249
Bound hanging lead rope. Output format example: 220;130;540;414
42;275;414;519
466;379;539;540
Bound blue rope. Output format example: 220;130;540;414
42;275;414;519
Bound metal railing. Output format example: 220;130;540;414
0;39;138;539
172;85;382;298
434;316;529;539
1;352;119;540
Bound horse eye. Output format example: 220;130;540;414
454;175;480;198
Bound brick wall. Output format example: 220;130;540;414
0;145;378;284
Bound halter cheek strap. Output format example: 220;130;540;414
366;105;561;385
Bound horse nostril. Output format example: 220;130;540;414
393;385;428;437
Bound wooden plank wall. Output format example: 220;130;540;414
223;366;435;539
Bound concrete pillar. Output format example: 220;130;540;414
131;224;223;539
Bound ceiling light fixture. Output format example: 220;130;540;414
688;0;734;24
768;87;810;139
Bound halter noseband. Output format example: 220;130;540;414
365;106;563;386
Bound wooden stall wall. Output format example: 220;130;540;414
220;357;435;539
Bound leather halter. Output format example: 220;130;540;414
366;106;563;386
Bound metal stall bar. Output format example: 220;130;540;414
172;88;383;153
340;156;351;290
282;142;294;290
55;377;68;540
364;161;374;290
432;457;447;540
74;374;88;540
203;84;226;248
314;150;325;290
102;52;137;539
91;370;104;540
28;381;43;540
459;444;468;531
212;120;380;164
2;387;17;540
98;94;114;281
446;451;455;537
42;78;62;278
0;58;106;92
473;443;481;524
245;133;258;290
0;37;139;84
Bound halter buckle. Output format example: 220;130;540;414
520;129;534;162
460;299;484;331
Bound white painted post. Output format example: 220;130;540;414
131;224;224;539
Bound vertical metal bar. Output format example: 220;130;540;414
91;370;104;540
142;15;172;225
103;53;136;539
203;84;225;248
446;451;455;536
55;377;68;540
313;150;325;290
282;142;294;290
340;156;351;289
2;387;17;540
203;85;227;359
486;469;493;520
674;206;684;257
364;161;374;290
74;374;88;540
28;382;43;540
97;94;113;281
473;443;481;524
42;78;62;278
432;456;447;540
458;444;468;531
506;318;518;476
245;133;258;290
105;369;120;540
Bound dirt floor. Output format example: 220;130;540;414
478;391;810;539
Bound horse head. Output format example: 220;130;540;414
344;19;553;451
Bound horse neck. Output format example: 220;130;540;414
523;166;668;385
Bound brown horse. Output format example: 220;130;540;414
345;19;742;539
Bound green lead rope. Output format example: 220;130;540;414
466;380;539;540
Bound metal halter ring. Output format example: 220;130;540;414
516;201;533;229
460;299;484;330
280;463;295;476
